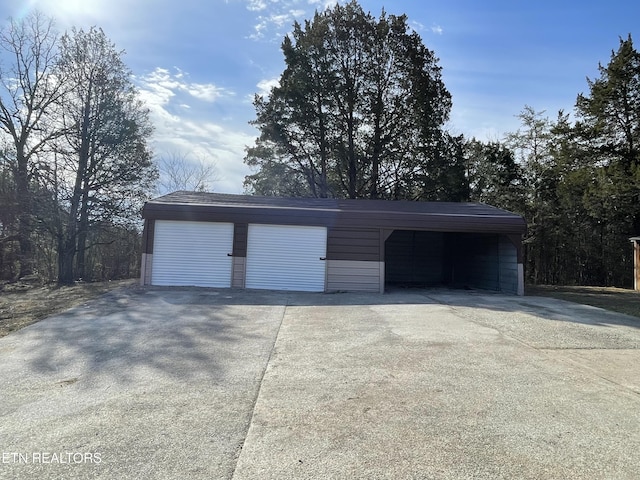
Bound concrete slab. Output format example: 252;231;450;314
232;291;640;480
0;287;287;480
2;287;640;479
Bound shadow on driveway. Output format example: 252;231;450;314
0;286;285;480
1;285;640;479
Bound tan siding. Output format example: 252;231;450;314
327;260;382;292
232;256;246;288
633;238;640;291
140;253;153;285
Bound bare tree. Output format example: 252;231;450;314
156;151;218;194
0;12;66;277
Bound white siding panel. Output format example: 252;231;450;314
246;224;327;292
151;220;233;287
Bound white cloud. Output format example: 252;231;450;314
136;67;254;194
257;77;279;96
431;24;444;35
248;21;268;41
186;83;229;102
139;67;231;103
249;11;301;40
269;13;292;27
307;0;345;9
246;0;317;41
247;0;268;11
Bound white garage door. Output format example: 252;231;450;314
151;220;233;287
246;224;327;292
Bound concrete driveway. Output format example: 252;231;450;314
1;287;639;479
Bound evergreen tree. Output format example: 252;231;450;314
244;1;452;200
52;27;156;284
575;35;640;284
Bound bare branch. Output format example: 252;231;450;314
155;150;219;194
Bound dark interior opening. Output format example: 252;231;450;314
384;230;514;292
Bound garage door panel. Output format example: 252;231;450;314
152;220;233;287
246;224;326;292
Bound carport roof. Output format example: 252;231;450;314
143;191;526;234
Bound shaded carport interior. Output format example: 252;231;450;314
384;230;521;293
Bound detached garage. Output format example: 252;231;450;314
141;192;527;295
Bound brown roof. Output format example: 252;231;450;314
143;191;526;234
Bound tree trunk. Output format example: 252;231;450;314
75;189;90;280
347;113;357;199
15;145;33;278
58;234;76;284
370;93;383;199
58;83;92;285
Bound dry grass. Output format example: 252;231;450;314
527;284;640;319
0;279;136;338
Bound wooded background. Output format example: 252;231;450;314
1;3;638;287
245;2;640;288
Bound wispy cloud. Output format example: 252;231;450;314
307;0;345;10
136;67;253;193
243;0;337;41
257;77;280;96
248;9;306;40
431;24;444;35
139;67;232;104
246;0;268;11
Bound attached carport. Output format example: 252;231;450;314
141;192;526;295
385;231;521;293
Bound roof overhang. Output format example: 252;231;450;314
143;192;527;235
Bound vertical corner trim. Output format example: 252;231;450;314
517;263;525;296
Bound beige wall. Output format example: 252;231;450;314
232;256;246;288
326;260;383;293
140;253;153;286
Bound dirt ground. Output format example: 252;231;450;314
0;279;137;338
1;280;639;339
527;284;640;319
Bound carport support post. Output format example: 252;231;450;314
631;237;640;291
507;234;525;296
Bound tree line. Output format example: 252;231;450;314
0;13;157;284
0;13;218;286
2;3;637;288
244;1;640;288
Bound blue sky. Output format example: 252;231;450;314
2;0;639;193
